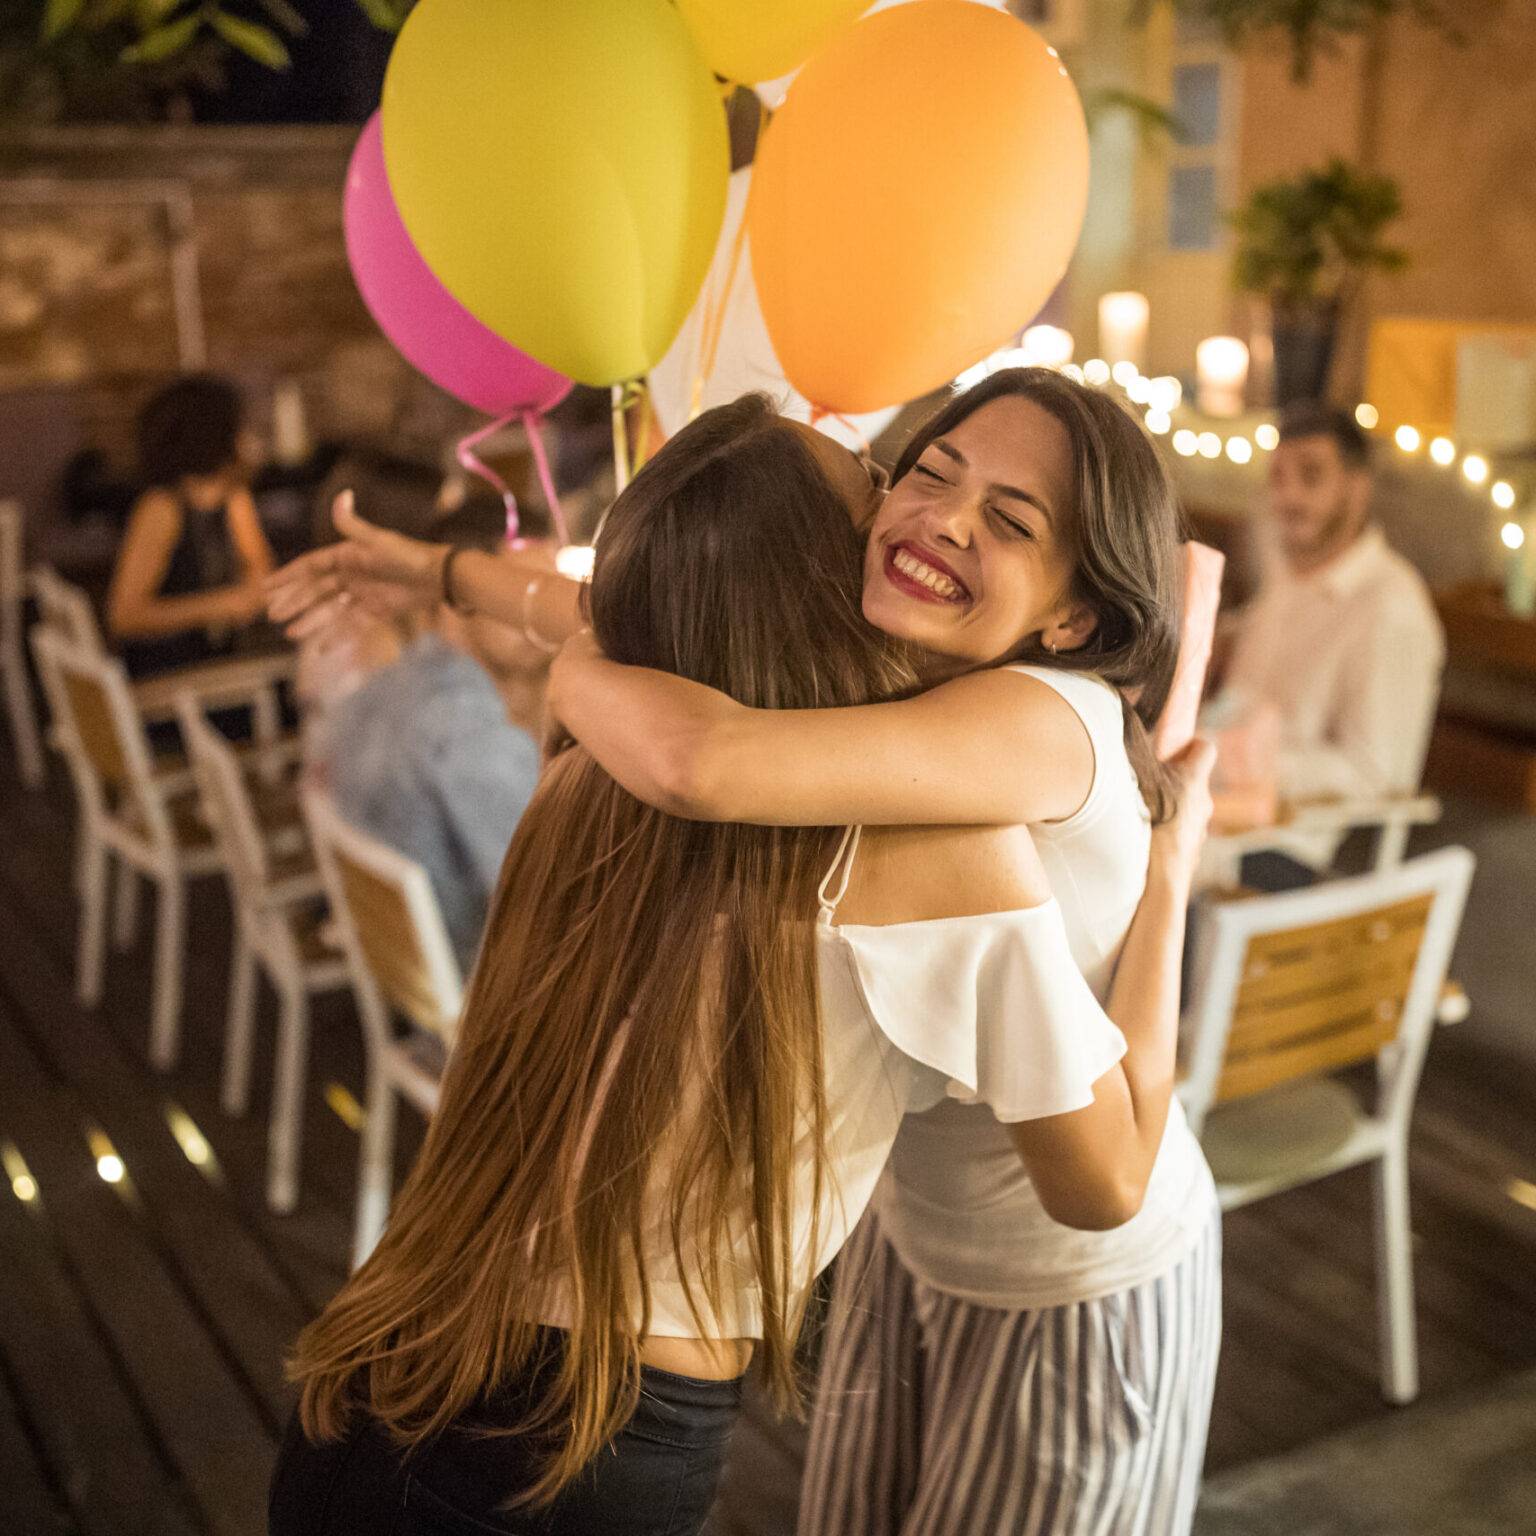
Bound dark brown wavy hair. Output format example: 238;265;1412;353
893;366;1185;819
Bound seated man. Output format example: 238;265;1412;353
322;503;539;978
1219;403;1446;876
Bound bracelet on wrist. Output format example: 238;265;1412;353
521;575;560;655
441;544;475;616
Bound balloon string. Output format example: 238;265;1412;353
689;93;767;421
521;410;569;547
807;404;874;455
456;412;521;543
610;382;634;494
631;380;655;474
696;205;751;403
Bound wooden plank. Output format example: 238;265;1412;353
0;909;327;1419
0;1343;77;1536
0;1019;275;1536
1217;1015;1397;1102
0;780;358;1314
0;1155;204;1536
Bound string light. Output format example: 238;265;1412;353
1429;437;1456;466
1197;432;1222;459
1493;481;1517;510
2;1143;37;1205
1462;454;1490;485
1355;403;1380;430
1083;359;1111;386
1501;523;1525;551
1148;376;1183;413
1127;376;1152;404
1225;437;1254;465
1395;425;1422;452
1111;361;1140;388
1172;429;1198;457
1145;410;1172;435
1255;423;1279;451
555;545;595;581
165;1105;215;1171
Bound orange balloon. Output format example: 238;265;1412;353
747;0;1089;414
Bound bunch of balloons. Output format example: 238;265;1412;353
344;0;1091;447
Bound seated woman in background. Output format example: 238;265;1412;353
107;373;274;677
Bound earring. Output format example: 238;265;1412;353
1042;637;1057;654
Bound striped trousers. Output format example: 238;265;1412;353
797;1208;1222;1536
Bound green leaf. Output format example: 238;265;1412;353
133;0;189;27
208;10;292;69
353;0;410;32
255;0;310;36
41;0;88;43
120;11;201;62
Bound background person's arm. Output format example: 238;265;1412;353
108;491;267;637
548;638;1094;828
227;487;275;583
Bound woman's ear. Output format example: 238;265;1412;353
1041;601;1098;654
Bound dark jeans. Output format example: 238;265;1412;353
269;1351;743;1536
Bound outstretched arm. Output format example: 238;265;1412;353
266;492;586;646
547;633;1095;828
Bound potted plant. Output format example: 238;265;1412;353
1228;158;1407;404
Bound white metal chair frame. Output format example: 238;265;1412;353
1200;793;1443;890
1180;845;1475;1405
178;702;350;1213
30;627;227;1071
302;788;464;1269
31;563;298;926
0;501;44;788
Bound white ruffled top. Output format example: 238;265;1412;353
540;826;1134;1342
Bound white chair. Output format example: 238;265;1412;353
1180;846;1475;1405
31;627;244;1070
178;702;350;1213
302;788;464;1268
0;501;44;788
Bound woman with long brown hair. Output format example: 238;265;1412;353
266;386;1210;1535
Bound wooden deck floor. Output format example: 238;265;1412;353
2;747;1535;1536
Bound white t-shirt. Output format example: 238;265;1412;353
539;814;1133;1340
871;666;1218;1310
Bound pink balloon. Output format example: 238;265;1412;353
343;114;572;418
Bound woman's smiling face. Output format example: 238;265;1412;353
859;395;1086;672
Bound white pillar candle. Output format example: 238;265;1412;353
1196;336;1250;418
1098;292;1149;372
271;378;310;467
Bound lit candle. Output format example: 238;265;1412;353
1196;337;1249;418
1099;292;1150;372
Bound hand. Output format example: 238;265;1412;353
1150;736;1216;892
221;578;271;627
265;490;446;642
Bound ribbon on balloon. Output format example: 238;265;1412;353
454;412;569;548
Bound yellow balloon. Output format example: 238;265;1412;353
677;0;871;84
382;0;729;386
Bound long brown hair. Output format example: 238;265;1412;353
893;366;1185;820
289;396;912;1501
